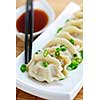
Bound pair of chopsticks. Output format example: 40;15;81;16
25;0;33;64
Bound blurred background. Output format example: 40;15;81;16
16;0;82;16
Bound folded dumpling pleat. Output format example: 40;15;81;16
26;7;83;83
27;52;65;83
44;37;81;58
73;10;83;19
56;31;83;49
64;19;83;29
62;26;83;40
45;46;71;76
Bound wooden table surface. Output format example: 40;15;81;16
16;0;83;100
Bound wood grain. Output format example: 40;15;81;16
16;0;83;100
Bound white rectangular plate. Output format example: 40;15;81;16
16;2;83;100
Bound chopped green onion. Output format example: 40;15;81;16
61;47;67;51
35;52;38;54
50;54;54;57
67;66;72;70
60;78;65;80
60;45;67;51
20;64;27;73
73;54;77;57
43;50;48;57
55;47;61;57
56;48;61;52
38;50;41;52
60;45;65;48
73;53;82;64
67;60;79;70
55;51;60;57
80;50;83;59
74;57;82;64
69;39;74;45
35;50;41;54
57;27;63;33
65;19;70;22
42;62;49;68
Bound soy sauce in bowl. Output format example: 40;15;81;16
16;9;49;34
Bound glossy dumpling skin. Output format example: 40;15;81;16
56;31;83;51
63;24;83;40
44;37;81;58
43;37;81;76
27;52;65;83
26;8;83;83
45;46;71;76
73;9;83;19
63;9;83;40
64;19;83;29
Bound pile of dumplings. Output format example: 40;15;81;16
27;7;83;83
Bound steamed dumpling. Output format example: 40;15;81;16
64;19;83;29
73;10;83;19
44;46;71;76
44;46;72;59
56;31;83;50
27;52;65;83
44;37;81;58
26;7;83;83
63;8;83;40
62;25;83;40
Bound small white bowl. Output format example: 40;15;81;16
16;0;55;41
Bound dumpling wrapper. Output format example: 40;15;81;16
45;46;71;76
73;10;83;19
27;8;83;83
56;31;83;49
27;52;65;83
44;37;81;58
65;19;83;29
62;25;83;40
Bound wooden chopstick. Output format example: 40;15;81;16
29;0;33;61
25;0;29;64
25;0;33;64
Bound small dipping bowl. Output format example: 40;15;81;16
16;0;55;41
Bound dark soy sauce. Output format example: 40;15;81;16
16;9;49;33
